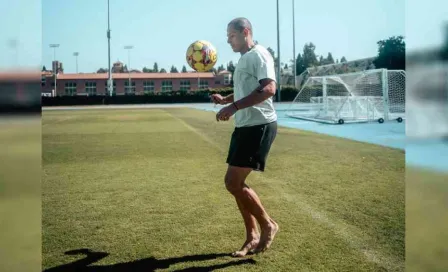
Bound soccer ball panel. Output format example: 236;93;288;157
193;51;203;62
187;46;194;57
204;63;215;71
194;62;205;72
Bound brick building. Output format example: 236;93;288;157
41;61;232;96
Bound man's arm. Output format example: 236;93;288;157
224;94;234;103
233;79;276;110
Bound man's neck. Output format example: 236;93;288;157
240;42;256;55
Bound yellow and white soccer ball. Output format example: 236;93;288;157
186;40;218;72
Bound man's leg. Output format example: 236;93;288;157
225;166;259;257
232;196;260;257
225;165;279;256
235;192;259;239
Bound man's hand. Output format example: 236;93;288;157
210;94;227;105
216;103;237;122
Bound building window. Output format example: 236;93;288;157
85;82;97;96
180;80;190;91
65;82;77;96
162;80;172;91
199;80;208;89
224;75;230;85
143;81;155;94
124;81;136;95
41;76;46;86
105;81;116;95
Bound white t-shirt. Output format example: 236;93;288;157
233;44;277;128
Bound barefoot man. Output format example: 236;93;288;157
211;17;279;257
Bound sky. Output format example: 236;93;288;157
0;0;446;73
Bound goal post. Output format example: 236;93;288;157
286;69;405;124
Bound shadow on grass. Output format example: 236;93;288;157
43;248;256;272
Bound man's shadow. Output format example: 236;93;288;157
43;248;256;272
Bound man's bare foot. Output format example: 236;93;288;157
252;219;279;254
231;238;260;257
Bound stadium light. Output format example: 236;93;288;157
276;0;281;101
107;0;113;96
73;52;79;73
49;44;60;97
124;45;133;93
292;0;296;88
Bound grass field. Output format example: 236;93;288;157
42;108;405;271
0;117;41;272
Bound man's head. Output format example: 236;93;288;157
227;17;254;53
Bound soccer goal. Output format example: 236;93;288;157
286;69;405;124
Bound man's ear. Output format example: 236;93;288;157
244;28;250;37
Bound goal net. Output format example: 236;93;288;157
286;69;405;124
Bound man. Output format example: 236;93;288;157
211;17;279;257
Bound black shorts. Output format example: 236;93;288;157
226;121;277;172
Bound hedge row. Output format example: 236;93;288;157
42;87;300;106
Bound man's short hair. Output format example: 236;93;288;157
228;17;253;34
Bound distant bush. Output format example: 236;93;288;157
42;86;300;106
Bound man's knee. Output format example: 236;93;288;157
224;166;251;194
225;174;241;194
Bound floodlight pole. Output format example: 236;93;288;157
124;45;133;93
276;0;281;101
49;44;59;97
107;0;113;96
292;0;296;88
73;52;79;73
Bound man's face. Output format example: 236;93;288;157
227;26;246;52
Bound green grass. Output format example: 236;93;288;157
0;117;41;272
42;108;405;271
406;168;448;272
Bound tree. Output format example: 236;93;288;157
97;68;107;73
372;35;405;70
267;47;278;65
442;25;448;60
143;67;151;73
302;43;318;68
340;56;347;63
227;61;236;86
326;53;335;64
160;68;167;73
319;55;324;65
181;65;187;73
153;62;159;73
170;65;179;73
42;65;47;71
295;53;306;75
217;64;225;73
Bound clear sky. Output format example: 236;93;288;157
1;0;447;72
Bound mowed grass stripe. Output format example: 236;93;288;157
167;108;405;271
42;108;404;271
163;109;227;153
43;109;249;270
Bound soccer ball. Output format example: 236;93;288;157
186;40;218;72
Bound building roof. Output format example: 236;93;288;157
50;72;216;80
0;70;41;81
42;71;53;76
